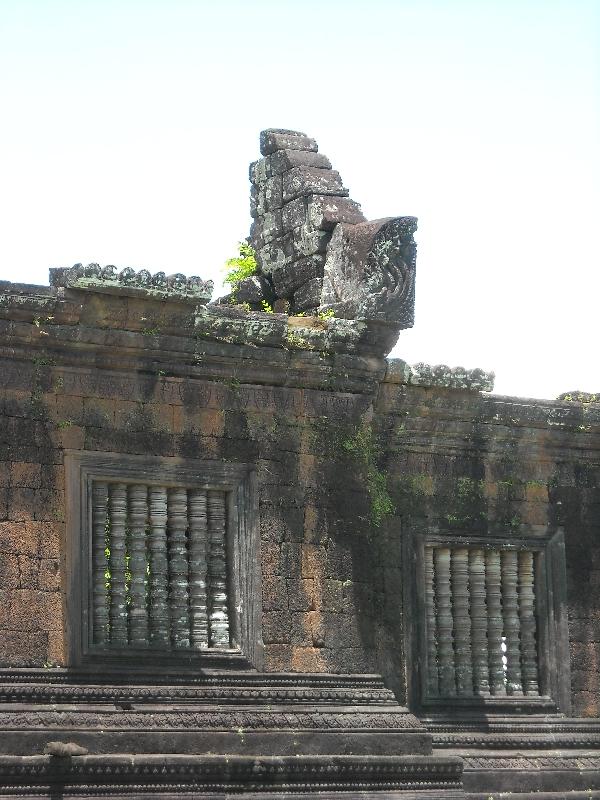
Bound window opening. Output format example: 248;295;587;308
91;482;230;651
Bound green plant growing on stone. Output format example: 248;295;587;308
261;300;274;313
318;309;335;320
342;424;395;527
285;331;311;350
224;242;258;290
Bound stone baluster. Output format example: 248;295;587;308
469;548;490;695
91;482;109;645
108;483;128;646
424;546;439;696
207;491;230;648
434;547;456;696
451;548;473;696
519;551;540;695
188;489;209;648
485;549;506;695
127;484;149;646
501;550;523;695
148;486;170;647
518;550;539;695
167;488;191;648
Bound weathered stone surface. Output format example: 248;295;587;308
294;279;323;312
260;128;318;156
268;149;331;176
271;256;325;298
281;197;308;233
308;195;366;230
232;276;264;304
291;225;330;258
320;217;417;326
282;167;347;203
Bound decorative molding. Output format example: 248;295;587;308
0;710;421;731
49;264;214;304
0;754;464;794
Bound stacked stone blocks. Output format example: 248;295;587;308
249;129;365;313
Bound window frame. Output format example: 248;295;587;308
65;450;262;671
403;526;571;714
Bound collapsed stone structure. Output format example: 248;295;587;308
0;129;599;798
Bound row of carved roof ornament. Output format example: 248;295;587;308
49;263;214;304
386;358;495;392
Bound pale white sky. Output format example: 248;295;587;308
0;0;598;399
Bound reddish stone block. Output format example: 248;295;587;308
291;646;327;672
301;544;323;579
9;461;42;488
0;630;48;666
38;558;61;592
0;553;19;587
17;554;40;588
287;578;315;611
264;644;292;672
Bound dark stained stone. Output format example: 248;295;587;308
260;129;318;156
282;167;348;203
294;278;323;312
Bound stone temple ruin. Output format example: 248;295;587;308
0;128;599;798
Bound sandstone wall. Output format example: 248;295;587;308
0;280;598;718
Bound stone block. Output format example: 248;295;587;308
0;629;48;666
267;149;331;176
250;210;283;247
290;612;314;645
262;611;292;644
271;256;325;298
290;645;328;672
260;129;318;156
261;174;283;212
38;557;61;592
0;552;19;587
9;462;41;489
82;397;115;427
257;233;295;275
308;195;366;230
17;554;40;588
287;578;315;610
303;504;329;542
281;197;307;232
249;158;269;185
291;224;329;258
55;394;84;426
301;544;324;579
0;462;8;487
264;644;292;671
234;276;264;304
282;167;347;203
0;521;39;555
280;542;302;577
261;576;288;611
294;278;323;312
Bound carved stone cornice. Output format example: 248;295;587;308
0;754;464;796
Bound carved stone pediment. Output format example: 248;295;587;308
320;216;417;326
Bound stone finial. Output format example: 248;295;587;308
248;128;417;333
49;264;213;304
